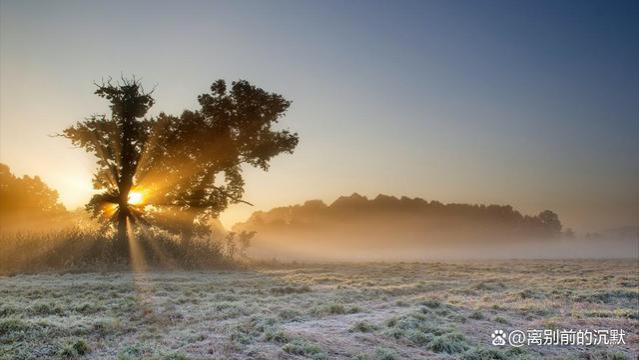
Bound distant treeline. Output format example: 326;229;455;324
0;163;69;231
231;193;568;260
235;193;563;239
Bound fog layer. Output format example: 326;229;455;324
233;194;638;260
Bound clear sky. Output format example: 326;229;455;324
1;0;637;232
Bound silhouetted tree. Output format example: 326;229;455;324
235;193;566;239
63;78;298;256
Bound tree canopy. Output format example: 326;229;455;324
236;193;564;238
0;163;66;230
63;78;298;251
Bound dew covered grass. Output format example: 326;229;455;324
0;260;637;359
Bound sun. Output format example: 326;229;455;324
127;191;144;205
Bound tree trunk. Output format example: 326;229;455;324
117;104;136;260
116;205;129;258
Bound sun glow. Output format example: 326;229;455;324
127;191;144;205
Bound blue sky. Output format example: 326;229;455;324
1;0;637;231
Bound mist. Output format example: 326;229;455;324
233;194;639;261
240;232;639;261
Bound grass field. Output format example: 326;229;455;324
1;260;637;359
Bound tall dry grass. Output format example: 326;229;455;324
0;226;244;275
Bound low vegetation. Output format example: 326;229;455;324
0;260;636;359
0;227;250;275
